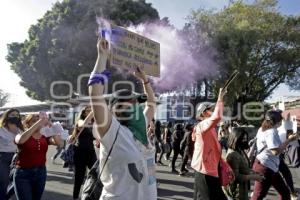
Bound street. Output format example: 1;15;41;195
42;146;300;200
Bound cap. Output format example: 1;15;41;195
107;89;147;108
196;102;215;117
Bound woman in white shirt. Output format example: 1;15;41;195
251;110;298;200
0;108;24;200
89;38;157;200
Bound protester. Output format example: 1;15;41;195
52;122;69;164
171;123;184;173
224;127;264;200
147;119;156;145
13;113;62;200
277;114;298;199
0;109;24;200
68;106;97;200
191;88;227;200
179;123;194;176
154;120;163;164
284;115;300;168
218;122;229;151
251;110;299;200
89;38;157;199
158;122;172;163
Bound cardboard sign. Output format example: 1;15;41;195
106;25;160;77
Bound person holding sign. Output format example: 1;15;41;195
89;37;157;200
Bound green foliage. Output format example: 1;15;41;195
185;0;300;106
7;0;159;101
0;89;9;107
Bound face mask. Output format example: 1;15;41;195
239;141;249;150
7;116;22;128
118;104;148;146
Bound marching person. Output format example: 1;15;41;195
277;113;298;199
179;123;194;176
0;108;24;200
171;123;184;174
89;38;157;199
68;106;97;200
13;113;62;200
224;127;264;200
192;88;227;200
251;110;299;200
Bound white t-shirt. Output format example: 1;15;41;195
93;117;157;200
0;127;17;152
256;128;281;172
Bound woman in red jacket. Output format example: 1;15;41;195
13;113;61;200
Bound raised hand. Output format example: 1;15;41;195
133;67;148;82
97;38;110;58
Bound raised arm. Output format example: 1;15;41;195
199;88;226;133
15;117;48;145
89;38;112;138
134;67;156;125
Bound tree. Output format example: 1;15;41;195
185;0;300;122
7;0;159;101
0;89;9;107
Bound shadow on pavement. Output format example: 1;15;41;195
46;174;74;185
42;190;72;200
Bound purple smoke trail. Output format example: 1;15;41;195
96;18;218;93
128;23;218;93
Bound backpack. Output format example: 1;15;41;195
81;125;120;200
81;160;103;200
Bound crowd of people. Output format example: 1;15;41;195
0;37;300;200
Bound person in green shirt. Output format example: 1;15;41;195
224;127;264;200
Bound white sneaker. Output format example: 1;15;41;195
291;193;298;200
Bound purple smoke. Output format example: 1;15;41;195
127;23;218;93
96;18;218;93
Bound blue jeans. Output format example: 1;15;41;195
13;166;47;200
0;152;14;200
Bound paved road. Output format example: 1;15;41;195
41;146;300;200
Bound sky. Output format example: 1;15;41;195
0;0;299;107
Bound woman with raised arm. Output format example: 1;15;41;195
89;38;157;200
69;106;97;200
191;89;227;200
13;113;62;200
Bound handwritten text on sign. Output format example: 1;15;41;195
108;25;160;77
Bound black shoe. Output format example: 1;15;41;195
171;169;179;174
179;170;188;176
182;169;189;173
157;161;164;165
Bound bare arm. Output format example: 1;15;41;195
48;135;63;146
77;111;94;128
15;119;47;144
270;133;298;156
134;68;156;125
200;88;226;133
89;39;112;138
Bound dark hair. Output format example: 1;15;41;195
155;120;161;127
261;110;283;131
0;108;24;131
184;123;193;132
77;106;91;121
167;121;172;128
174;123;183;130
72;106;90;137
227;127;248;151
